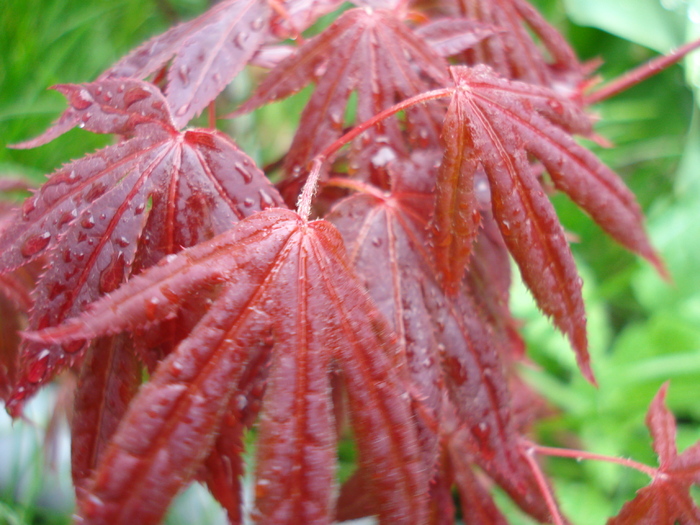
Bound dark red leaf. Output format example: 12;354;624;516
100;0;270;127
327;184;558;522
0;79;283;415
30;209;428;524
440;0;582;88
439;64;665;381
71;334;141;493
609;383;700;524
236;8;448;178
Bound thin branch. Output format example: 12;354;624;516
585;37;700;105
527;441;659;479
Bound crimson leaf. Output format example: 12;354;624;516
0;79;283;414
609;383;700;524
29;209;428;525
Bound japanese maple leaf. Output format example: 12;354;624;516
1;79;283;414
438;0;583;90
28;209;428;525
432;65;665;381
609;383;700;525
326;178;558;522
235;7;449;180
99;0;270;128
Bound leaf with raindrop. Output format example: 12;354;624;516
28;209;429;525
0;79;284;415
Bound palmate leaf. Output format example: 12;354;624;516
0;79;283;414
99;0;270;128
327;182;557;522
236;7;449;179
29;209;428;525
438;0;583;89
435;65;665;381
609;384;700;525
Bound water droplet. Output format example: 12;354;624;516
22;196;37;218
371;237;382;247
104;91;113;101
234;162;253;183
471;422;495;460
314;62;328;78
175;104;190;117
27;349;51;383
124;86;151;108
63;248;72;263
370;146;396;167
62;340;84;354
547;99;564;115
75;251;85;261
145;296;161;321
251;17;265;31
72;89;93;110
117;84;125;94
259;190;274;209
116;236;130;247
234;31;249;49
81;214;96;229
243;197;254;207
21;232;51;258
170;360;183;378
78;122;86;129
135;203;146;215
81;112;92;123
177;65;190;87
212;72;222;85
501;220;512;235
95;86;103;96
99;252;126;293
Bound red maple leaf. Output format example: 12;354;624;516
431;65;665;380
609;383;700;524
28;209;429;524
1;79;283;414
235;7;449;183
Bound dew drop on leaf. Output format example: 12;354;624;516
178;65;190;87
26;349;51;383
20;231;51;258
471;422;495;460
234;32;249;49
259;190;274;209
62;340;85;354
99;252;126;294
21;196;37;218
251;17;264;31
81;214;96;229
234;162;253;183
72;89;93;110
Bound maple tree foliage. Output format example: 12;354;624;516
2;0;699;523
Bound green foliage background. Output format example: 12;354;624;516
0;0;699;523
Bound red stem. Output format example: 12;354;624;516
522;446;565;525
527;442;659;478
317;88;453;161
295;87;453;217
585;37;700;105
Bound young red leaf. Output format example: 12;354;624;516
609;383;700;524
441;0;582;89
430;85;481;293
235;8;449;177
71;334;141;494
269;0;344;38
29;209;428;524
1;79;283;415
100;0;271;128
439;64;663;381
415;18;500;58
327;183;558;522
